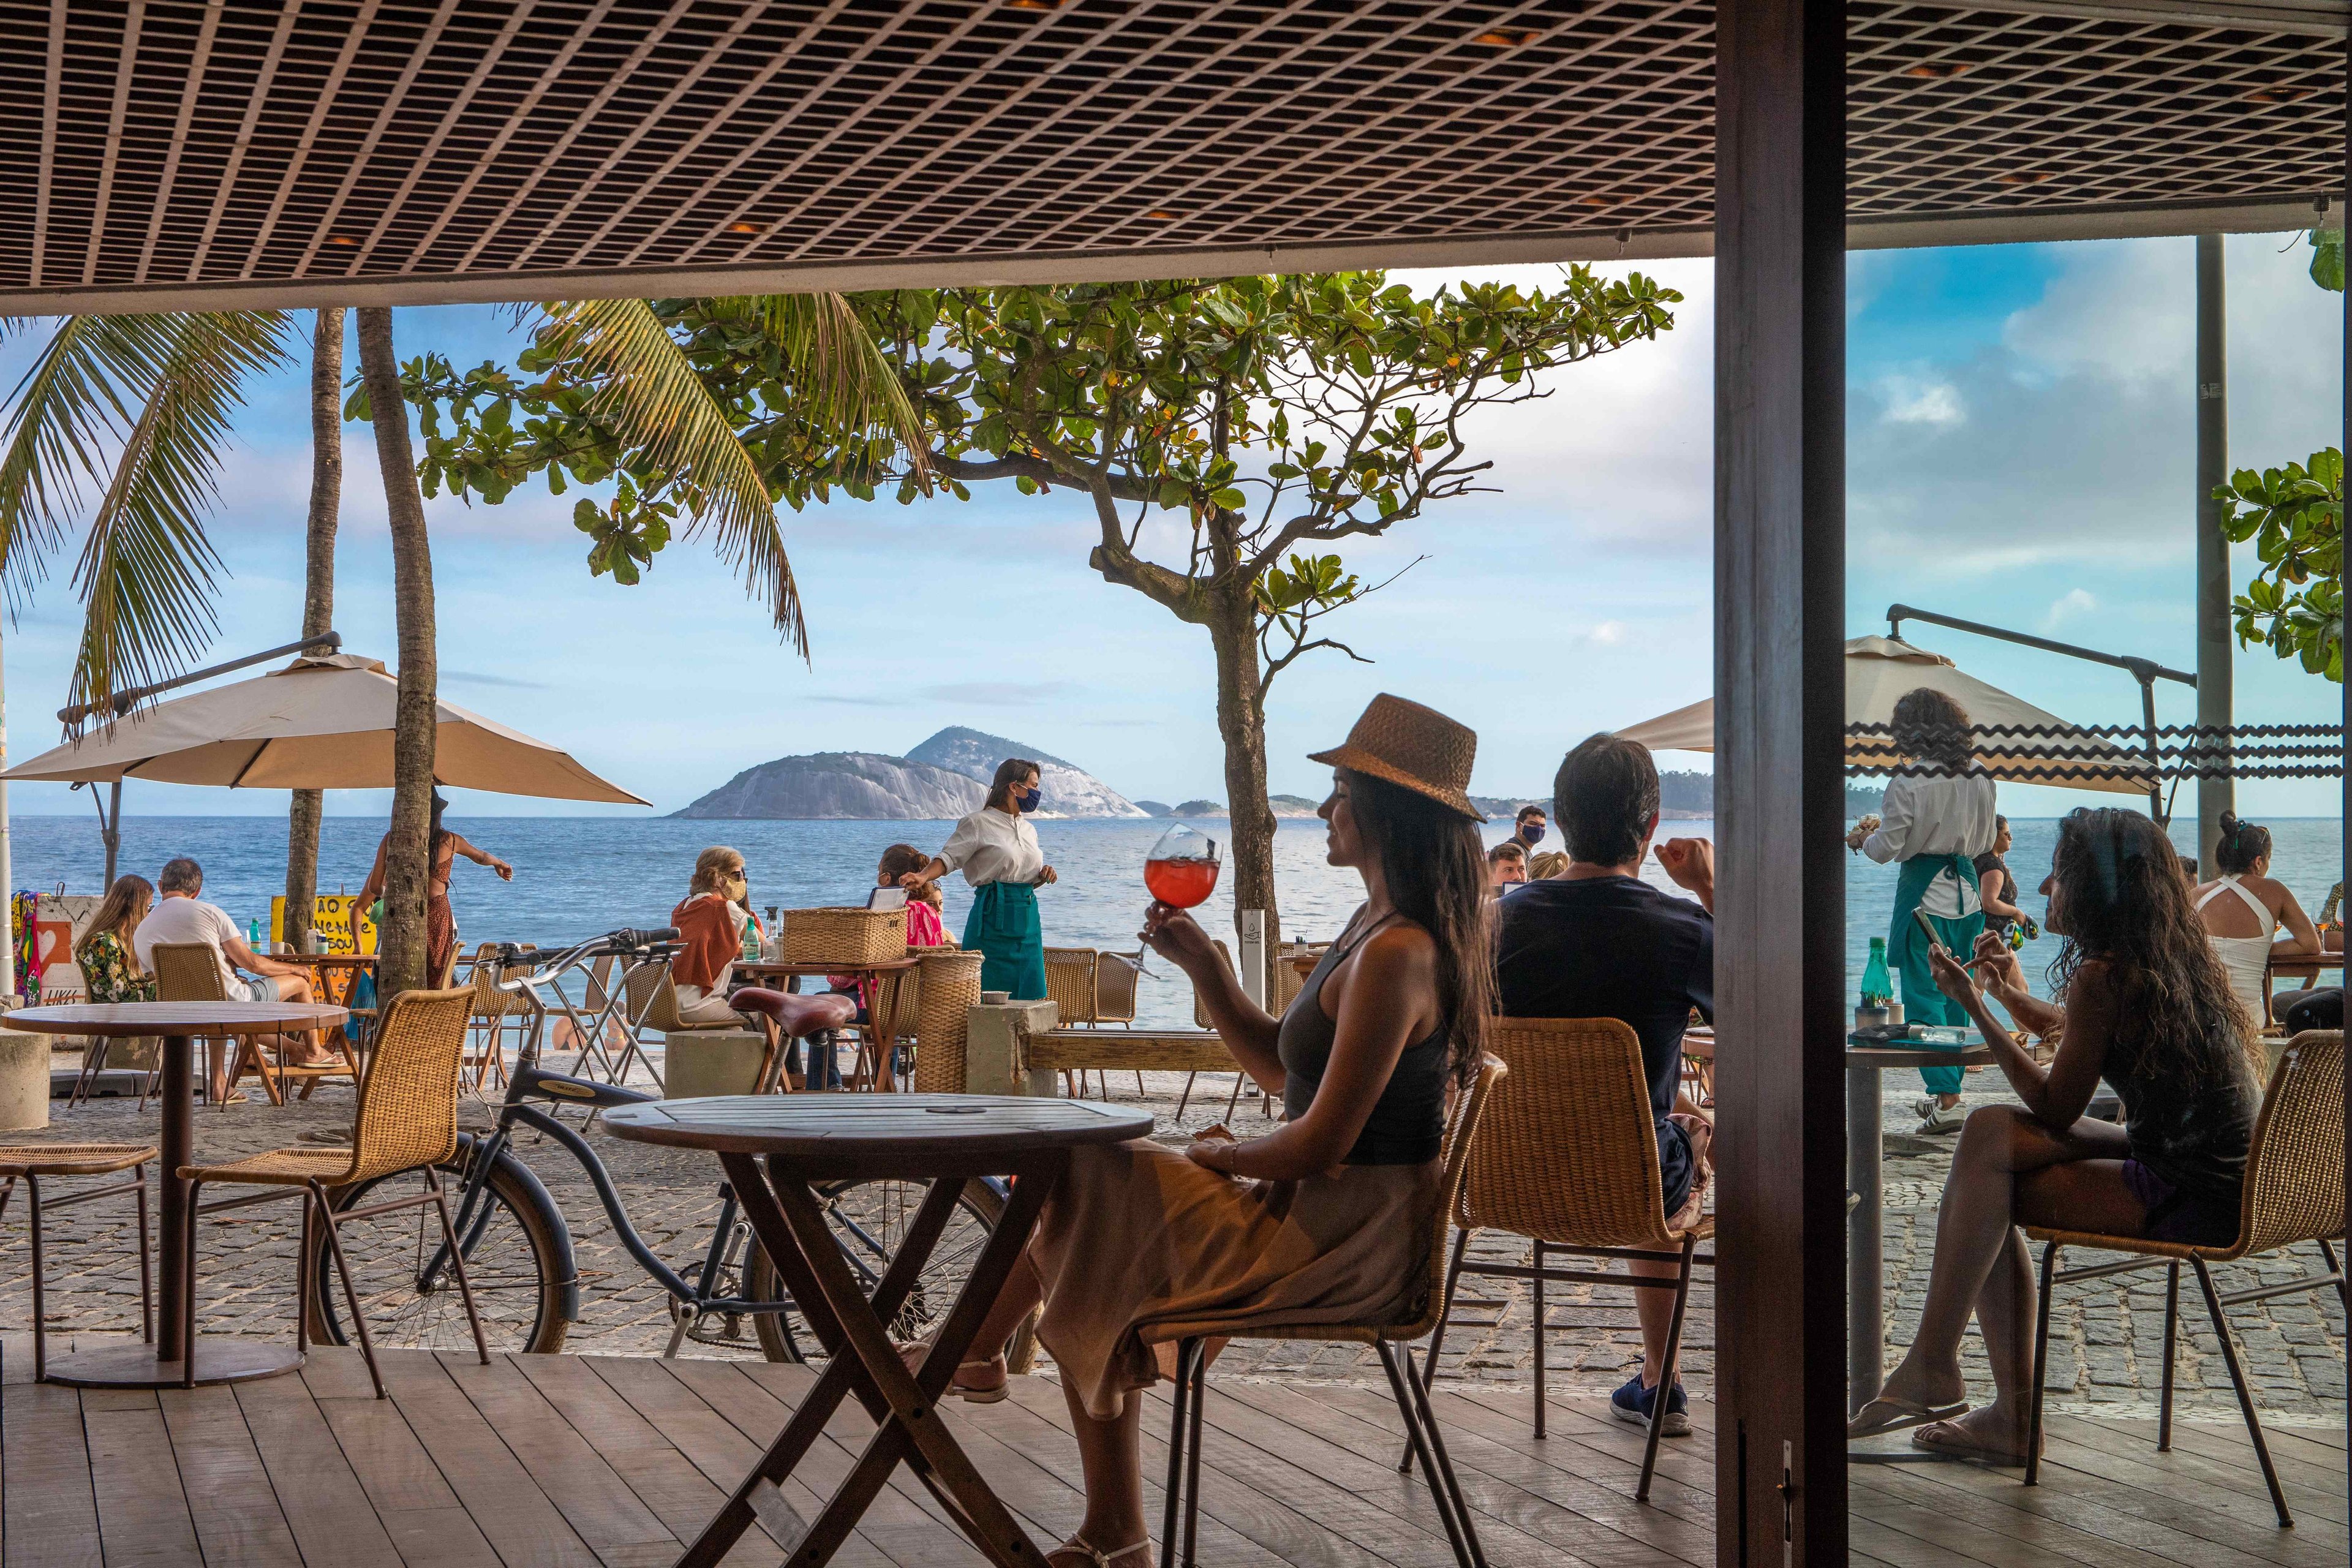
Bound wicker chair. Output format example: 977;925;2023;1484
0;1142;156;1381
2024;1029;2346;1526
461;941;540;1095
1419;1017;1714;1501
175;986;486;1398
1144;1054;1506;1568
614;957;749;1092
153;941;356;1106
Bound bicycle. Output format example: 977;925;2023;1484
304;927;1029;1365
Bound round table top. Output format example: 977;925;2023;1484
289;952;377;968
603;1093;1154;1166
1845;1042;1993;1069
736;957;922;976
5;1001;351;1037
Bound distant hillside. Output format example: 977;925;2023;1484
907;727;1147;819
672;752;985;820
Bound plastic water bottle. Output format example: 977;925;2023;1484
1859;937;1893;1008
740;916;761;963
249;916;264;948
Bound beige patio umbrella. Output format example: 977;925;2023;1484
3;654;647;804
1615;635;2154;796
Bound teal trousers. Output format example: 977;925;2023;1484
1891;853;1984;1098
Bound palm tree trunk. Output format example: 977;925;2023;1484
355;307;438;998
283;307;344;952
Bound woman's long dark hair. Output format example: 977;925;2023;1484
2048;807;2261;1091
77;874;154;971
1891;687;1974;775
1340;767;1493;1088
986;758;1041;812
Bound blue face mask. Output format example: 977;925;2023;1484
1519;822;1544;845
1017;786;1042;813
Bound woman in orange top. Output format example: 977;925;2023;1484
670;846;758;1025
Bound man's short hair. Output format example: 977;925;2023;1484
1554;734;1659;866
1487;840;1527;865
158;857;203;895
1515;804;1547;823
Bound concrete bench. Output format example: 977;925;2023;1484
662;1028;771;1099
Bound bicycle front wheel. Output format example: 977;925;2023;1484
312;1143;571;1356
745;1176;1033;1366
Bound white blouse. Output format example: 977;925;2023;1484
1861;770;1998;865
938;807;1045;888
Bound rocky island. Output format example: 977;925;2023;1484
672;726;1148;820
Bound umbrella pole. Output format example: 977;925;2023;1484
102;781;120;887
0;627;12;1002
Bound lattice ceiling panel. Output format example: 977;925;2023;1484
0;0;2339;304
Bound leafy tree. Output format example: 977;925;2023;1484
2215;448;2343;682
398;270;1679;954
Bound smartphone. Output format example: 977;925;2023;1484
1912;908;1942;952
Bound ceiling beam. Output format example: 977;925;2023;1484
1905;0;2348;37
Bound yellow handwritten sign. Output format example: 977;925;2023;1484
309;895;378;956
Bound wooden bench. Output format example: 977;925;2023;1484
1025;1028;1232;1076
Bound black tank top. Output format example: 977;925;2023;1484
1278;908;1450;1166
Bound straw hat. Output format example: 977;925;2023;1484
1309;694;1485;821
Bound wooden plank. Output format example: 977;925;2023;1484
301;1351;504;1568
1267;1379;1708;1568
514;1352;784;1567
367;1351;605;1568
3;1382;102;1568
232;1371;405;1568
1027;1031;1234;1073
431;1352;678;1566
581;1356;905;1568
156;1384;304;1568
2073;1415;2349;1501
2040;1414;2346;1525
997;1373;1401;1568
677;1358;981;1568
82;1396;204;1566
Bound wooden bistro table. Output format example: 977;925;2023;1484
736;957;922;1089
1846;1033;1992;1436
6;1000;350;1387
604;1093;1153;1568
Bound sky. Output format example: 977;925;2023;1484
0;229;2342;822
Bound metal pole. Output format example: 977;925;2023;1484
2195;233;2234;870
0;623;15;1003
102;780;121;888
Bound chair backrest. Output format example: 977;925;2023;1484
152;941;230;1004
1044;948;1100;1026
1272;946;1323;1014
1095;951;1142;1023
1459;1016;1678;1250
348;986;475;1182
466;942;537;1020
2236;1030;2345;1256
583;953;614;1012
623;957;688;1033
1388;1052;1507;1338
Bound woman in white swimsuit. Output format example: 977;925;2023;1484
2191;813;2320;1028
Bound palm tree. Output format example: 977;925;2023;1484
282;308;344;953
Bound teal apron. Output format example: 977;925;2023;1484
1891;852;1984;1096
965;881;1047;1001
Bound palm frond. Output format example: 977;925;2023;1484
57;311;293;731
750;292;934;488
537;296;809;655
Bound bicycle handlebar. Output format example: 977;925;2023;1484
493;926;683;990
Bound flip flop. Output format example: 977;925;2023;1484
1910;1418;2032;1467
1846;1395;1970;1442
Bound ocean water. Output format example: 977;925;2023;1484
9;812;2340;1028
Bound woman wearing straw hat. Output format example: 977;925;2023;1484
902;758;1057;1002
903;695;1493;1568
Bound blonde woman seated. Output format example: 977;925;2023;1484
916;695;1493;1568
76;873;159;1005
669;847;758;1025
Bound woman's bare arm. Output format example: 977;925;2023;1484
2271;883;2321;961
1199;924;1437;1182
1933;943;2106;1128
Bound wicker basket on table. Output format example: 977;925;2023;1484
774;906;907;965
911;949;984;1093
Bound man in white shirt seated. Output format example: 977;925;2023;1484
134;856;331;1099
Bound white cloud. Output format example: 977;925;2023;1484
2041;587;2098;631
1878;376;1965;428
1583;620;1629;646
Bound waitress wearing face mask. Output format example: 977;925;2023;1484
903;758;1058;1001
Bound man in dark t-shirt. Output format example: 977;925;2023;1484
1493;732;1715;1434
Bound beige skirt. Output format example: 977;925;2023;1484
1030;1139;1440;1420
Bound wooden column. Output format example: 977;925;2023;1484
1714;0;1849;1563
2339;21;2349;1500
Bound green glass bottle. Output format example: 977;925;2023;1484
1860;936;1893;1008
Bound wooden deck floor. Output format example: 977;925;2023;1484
1;1339;2340;1567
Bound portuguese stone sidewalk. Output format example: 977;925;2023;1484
3;1055;2342;1423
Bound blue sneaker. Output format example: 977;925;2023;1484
1610;1373;1691;1436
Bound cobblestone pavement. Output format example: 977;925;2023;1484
4;1055;2341;1422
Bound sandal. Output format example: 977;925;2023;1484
895;1342;1010;1403
1847;1394;1969;1442
1050;1536;1151;1568
1911;1418;2033;1467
